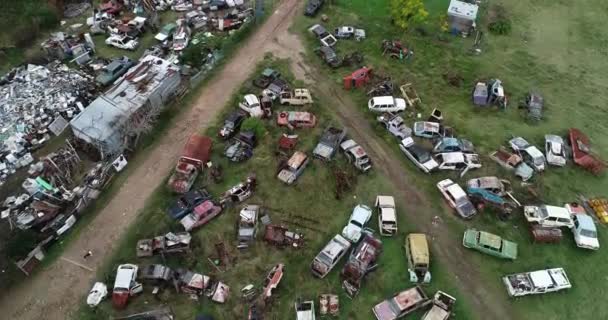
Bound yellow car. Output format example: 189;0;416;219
589;198;608;224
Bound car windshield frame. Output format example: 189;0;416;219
580;229;597;238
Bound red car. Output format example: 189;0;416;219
569;128;605;175
277;111;317;128
180;200;223;231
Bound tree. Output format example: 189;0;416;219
389;0;429;30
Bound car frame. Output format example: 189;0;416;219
342;204;373;243
399;137;438;173
462;229;518;260
436;179;477;219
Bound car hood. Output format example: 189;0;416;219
373;301;397;320
575;235;600;250
155;33;169;41
457;202;477;219
546;153;566;166
395;98;407;110
422;158;439;171
342;225;361;242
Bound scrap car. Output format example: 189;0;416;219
167;189;212;219
372;286;430;320
277;151;310;185
524;204;575;228
277;111;317;129
571;213;599;250
168;134;212;193
437;179;477;219
95;56;135;86
304;0;325;16
219;111;247;139
313;126;347;161
376;195;397;236
342;204;373;243
377;113;412;140
239;94;263;118
399;137;438;173
421;291;456;320
253;68;281;88
569;128;606;175
237;205;259;248
368;96;407;113
405;233;431;283
311;234;352;278
462;229;518;260
503;268;571;297
509;137;546;172
279;89;313;105
105;34;139;50
219;175;256;206
112;264;141;309
224;131;257;162
340;138;372;172
308;24;337;47
315;45;342;68
435;152;481;177
489;147;534;181
180;200;223;231
341;231;383;297
136;231;192;258
433;137;474;154
544;134;567;166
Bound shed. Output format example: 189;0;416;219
70;55;181;157
447;0;478;34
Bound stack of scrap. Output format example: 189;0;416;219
0;62;96;185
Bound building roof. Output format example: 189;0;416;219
447;0;478;20
70;55;180;153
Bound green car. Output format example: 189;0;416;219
462;229;518;260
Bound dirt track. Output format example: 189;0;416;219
0;1;302;319
0;1;511;319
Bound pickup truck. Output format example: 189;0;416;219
503;268;571;297
340;139;372;172
523;205;575;228
377;113;412;140
313;126;347;161
168;134;212;193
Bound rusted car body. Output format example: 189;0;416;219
264;224;304;248
136;232;192;258
277;111;317;128
180;200;223;231
168;135;212;193
262;263;284;301
569;128;605;175
341;232;382;297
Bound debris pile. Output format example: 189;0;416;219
0;63;96;185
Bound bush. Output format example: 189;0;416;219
241;117;267;138
488;19;512;35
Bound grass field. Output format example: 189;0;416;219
292;0;608;319
76;58;475;320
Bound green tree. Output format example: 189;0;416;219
390;0;429;30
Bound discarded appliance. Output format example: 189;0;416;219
472;79;506;108
447;0;479;35
168;135;213;193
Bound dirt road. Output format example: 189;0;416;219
267;26;513;320
0;1;303;319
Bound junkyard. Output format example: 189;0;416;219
0;0;607;320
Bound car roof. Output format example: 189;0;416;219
376;195;395;207
478;231;502;249
446;183;466;199
288;151;308;167
543;205;572;219
407;233;429;264
324;234;350;258
529;270;553;288
468;176;502;189
287;111;313;122
114;264;136;289
370;96;395;105
575;214;596;230
351;204;372;221
415;121;440;132
525;146;544;158
243;94;259;105
439;152;465;163
394;287;425;311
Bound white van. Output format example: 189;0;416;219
368;96;407;113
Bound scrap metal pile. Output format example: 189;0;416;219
0;63;96;185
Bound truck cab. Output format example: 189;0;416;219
277;151;310;185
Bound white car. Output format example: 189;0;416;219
376;195;397;236
571;214;599;250
503;268;571;297
544;135;567;167
86;282;108;307
342;204;373;243
399;137;438;173
435;152;481;177
509;137;545;172
437;179;476;219
368;96;407;113
105;35;139;50
523;205;574;228
238;94;263;118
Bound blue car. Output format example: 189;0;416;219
167;189;211;220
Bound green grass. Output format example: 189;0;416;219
294;0;608;319
75;58;474;320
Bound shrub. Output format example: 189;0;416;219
487;5;512;35
241;117;267;138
